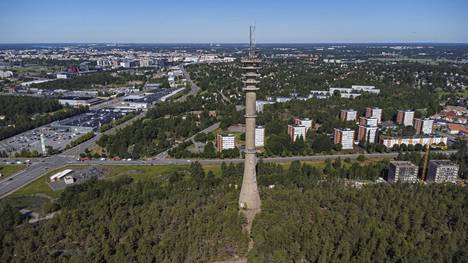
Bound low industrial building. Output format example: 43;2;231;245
256;100;275;112
51;109;127;133
59;96;101;107
121;88;183;110
50;169;73;182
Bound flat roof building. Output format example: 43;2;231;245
414;118;434;134
50;169;73;182
340;109;357;122
216;134;235;152
427;160;459;183
255;100;275;112
397;110;415;127
380;136;447;148
294;118;312;131
358;126;378;144
334;128;355;150
388;161;418;183
365;107;382;124
288;124;307;142
59;96;100;107
255;126;265;147
359;117;378;127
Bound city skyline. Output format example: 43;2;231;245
1;0;467;43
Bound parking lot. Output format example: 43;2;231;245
0;108;129;157
0;125;80;156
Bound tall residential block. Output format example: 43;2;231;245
414;118;434;134
288;124;307;142
294;118;312;131
388;161;418;183
427;160;459;183
216;134;235;152
359;117;378;127
255;126;265;147
334;128;355;150
365;107;382;124
397;110;415;126
358;125;378;144
340;109;357;122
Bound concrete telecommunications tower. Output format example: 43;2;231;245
239;26;261;212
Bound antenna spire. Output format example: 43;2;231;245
249;25;256;58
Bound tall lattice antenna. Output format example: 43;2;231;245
249;25;256;58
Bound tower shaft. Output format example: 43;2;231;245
239;26;261;211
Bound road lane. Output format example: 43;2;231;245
0;150;457;199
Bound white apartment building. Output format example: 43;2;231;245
288;124;307;142
358;126;378;144
255;126;265;147
397;110;415;126
340;109;357;122
255;100;275;112
359;117;378;127
294;118;312;130
365;107;382;124
388;161;418;183
380;136;447;148
216;134;235;152
414;118;434;134
334;128;355;150
427;160;459;183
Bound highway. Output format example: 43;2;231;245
0;149;457;199
0;69;206;198
177;65;201;102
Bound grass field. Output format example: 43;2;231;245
4;158;386;213
10;163;223;199
9;158;386;198
0;164;26;179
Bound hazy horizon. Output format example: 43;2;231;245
1;0;467;43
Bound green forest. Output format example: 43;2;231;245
96;100;217;158
30;72;146;90
187;60;467;103
1;160;466;262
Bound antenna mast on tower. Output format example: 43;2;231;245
249;25;256;58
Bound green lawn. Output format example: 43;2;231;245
12;165;87;199
4;159;387;215
0;164;26;179
8;157;387;198
10;163;222;198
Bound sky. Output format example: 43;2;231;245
0;0;467;43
